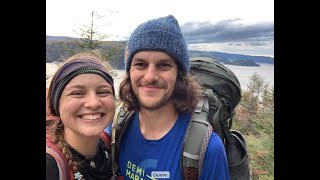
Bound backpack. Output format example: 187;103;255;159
188;57;250;180
46;88;112;180
111;57;250;180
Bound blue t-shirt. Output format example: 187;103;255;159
118;112;230;180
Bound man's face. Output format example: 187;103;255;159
130;51;178;111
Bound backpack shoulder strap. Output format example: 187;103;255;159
100;130;111;149
205;88;222;137
111;103;134;179
182;95;213;179
46;139;74;180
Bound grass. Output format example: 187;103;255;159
233;110;274;180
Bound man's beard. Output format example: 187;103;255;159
134;79;174;111
136;92;172;111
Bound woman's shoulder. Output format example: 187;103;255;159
46;153;59;180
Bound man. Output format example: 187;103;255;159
117;15;230;180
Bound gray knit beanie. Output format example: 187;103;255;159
125;15;189;74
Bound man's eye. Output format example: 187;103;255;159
158;63;171;70
134;63;147;69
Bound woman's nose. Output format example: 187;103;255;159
84;93;101;109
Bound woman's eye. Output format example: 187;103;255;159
71;91;84;96
98;90;111;96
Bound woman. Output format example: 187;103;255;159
46;51;115;180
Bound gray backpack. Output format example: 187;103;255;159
111;57;250;180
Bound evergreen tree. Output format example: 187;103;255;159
261;84;274;111
245;72;265;113
70;10;119;62
74;10;108;51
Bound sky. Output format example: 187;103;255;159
46;0;274;57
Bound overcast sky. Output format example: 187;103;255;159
46;0;274;57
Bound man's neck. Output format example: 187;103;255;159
138;103;178;140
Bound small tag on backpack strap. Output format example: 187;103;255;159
195;97;204;113
195;95;209;113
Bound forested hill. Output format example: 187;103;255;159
188;50;273;64
46;36;274;69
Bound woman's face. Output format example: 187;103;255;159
59;73;115;137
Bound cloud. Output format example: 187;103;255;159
181;19;274;46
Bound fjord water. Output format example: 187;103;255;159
223;63;274;90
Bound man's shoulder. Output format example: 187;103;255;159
178;112;192;121
207;132;226;154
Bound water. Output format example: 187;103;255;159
46;63;274;94
223;63;274;90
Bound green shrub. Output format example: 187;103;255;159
233;111;274;180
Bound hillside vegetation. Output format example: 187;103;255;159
46;39;127;69
233;72;274;180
